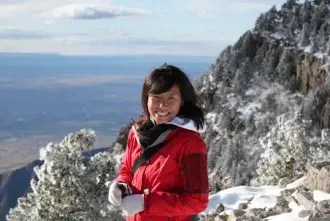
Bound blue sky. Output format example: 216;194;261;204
0;0;288;56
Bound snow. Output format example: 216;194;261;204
113;153;123;166
208;73;214;82
205;112;217;124
267;210;309;221
314;51;325;59
226;93;239;109
304;45;312;53
203;185;281;215
313;190;330;202
270;32;285;40
236;80;279;121
205;112;221;132
237;102;261;120
285;177;305;189
300;44;326;59
201;177;330;221
319;62;330;70
112;143;125;170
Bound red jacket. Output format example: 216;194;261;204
116;124;209;221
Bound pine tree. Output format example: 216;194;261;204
7;129;124;221
299;22;310;47
252;112;330;186
284;0;298;9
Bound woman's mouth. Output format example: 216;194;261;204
156;111;170;117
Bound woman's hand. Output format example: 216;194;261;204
121;194;144;216
108;182;132;206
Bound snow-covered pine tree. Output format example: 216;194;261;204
6;129;124;221
252;111;330;186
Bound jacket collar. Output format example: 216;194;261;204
132;116;206;142
166;117;206;133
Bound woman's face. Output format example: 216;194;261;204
147;84;183;125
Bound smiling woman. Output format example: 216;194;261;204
108;64;209;221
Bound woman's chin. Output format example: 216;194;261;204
154;117;172;125
155;120;168;125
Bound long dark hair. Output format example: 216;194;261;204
140;64;205;130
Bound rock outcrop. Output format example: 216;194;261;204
204;165;330;220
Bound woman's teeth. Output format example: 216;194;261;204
157;112;169;116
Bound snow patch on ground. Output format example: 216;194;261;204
201;177;326;221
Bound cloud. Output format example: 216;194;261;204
49;4;148;20
0;36;227;56
52;35;227;55
0;27;130;41
53;28;131;44
0;1;58;19
0;0;31;4
0;1;148;20
54;35;221;48
88;38;219;48
182;0;276;17
0;26;131;41
0;28;51;39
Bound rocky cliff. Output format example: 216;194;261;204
196;0;330;188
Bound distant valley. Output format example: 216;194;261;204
0;53;213;173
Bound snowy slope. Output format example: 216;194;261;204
201;178;330;221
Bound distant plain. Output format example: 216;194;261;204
0;54;213;173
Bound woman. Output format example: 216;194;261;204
108;64;209;221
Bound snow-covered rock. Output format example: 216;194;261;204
201;177;330;221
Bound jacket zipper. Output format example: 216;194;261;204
136;164;148;221
133;163;148;221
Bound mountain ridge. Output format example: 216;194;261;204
2;0;330;220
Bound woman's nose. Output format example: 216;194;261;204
158;99;167;107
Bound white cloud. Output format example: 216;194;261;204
0;28;51;39
0;1;76;19
0;27;131;41
48;4;148;20
0;0;148;20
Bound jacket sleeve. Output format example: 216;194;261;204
116;130;134;186
142;136;209;216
